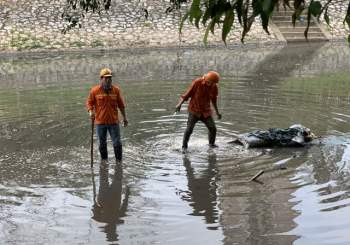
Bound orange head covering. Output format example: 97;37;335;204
205;71;220;83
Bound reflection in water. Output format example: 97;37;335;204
0;43;350;244
218;147;305;245
288;135;350;244
181;153;219;226
92;164;129;242
252;42;325;81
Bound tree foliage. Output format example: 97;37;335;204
62;0;350;43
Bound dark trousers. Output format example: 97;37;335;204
96;124;122;161
182;112;217;148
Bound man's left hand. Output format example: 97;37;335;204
217;113;222;120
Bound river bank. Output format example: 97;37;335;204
0;0;348;54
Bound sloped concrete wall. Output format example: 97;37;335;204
0;0;277;52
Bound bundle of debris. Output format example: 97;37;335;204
232;124;315;148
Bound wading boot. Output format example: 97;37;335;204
99;143;108;160
114;145;122;164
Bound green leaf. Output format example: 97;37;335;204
234;0;244;25
261;12;270;34
207;2;227;35
208;0;218;8
179;11;190;34
203;19;215;46
324;7;330;26
195;15;201;28
252;0;263;16
304;9;312;40
105;0;111;10
348;34;350;44
294;0;305;10
263;0;272;12
344;2;350;27
283;0;291;9
222;9;235;45
202;7;211;26
292;13;297;26
292;7;304;27
211;0;228;19
309;1;322;17
210;18;216;34
241;16;255;43
189;0;202;27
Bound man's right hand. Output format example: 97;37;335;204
89;110;95;119
175;104;181;112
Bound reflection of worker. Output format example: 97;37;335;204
175;71;222;153
182;153;219;224
92;164;129;242
86;68;128;164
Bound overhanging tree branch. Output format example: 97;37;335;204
62;0;350;43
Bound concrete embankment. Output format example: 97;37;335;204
0;0;348;54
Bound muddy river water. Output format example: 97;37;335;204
0;42;350;244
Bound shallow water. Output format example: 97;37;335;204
0;42;350;244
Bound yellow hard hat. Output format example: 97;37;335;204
100;68;113;78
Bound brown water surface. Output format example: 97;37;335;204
0;43;350;244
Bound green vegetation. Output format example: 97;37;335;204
10;31;48;50
70;40;86;48
143;21;153;28
283;72;350;94
51;41;65;48
62;0;350;44
90;39;105;48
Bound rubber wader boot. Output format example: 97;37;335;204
114;145;122;163
99;144;108;160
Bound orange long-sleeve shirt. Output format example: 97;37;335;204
86;84;126;125
181;77;218;118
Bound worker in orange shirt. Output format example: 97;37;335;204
175;71;222;153
86;68;128;164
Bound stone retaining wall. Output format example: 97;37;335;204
0;0;348;52
0;42;349;88
319;0;349;39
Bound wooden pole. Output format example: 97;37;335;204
249;170;264;181
90;118;94;168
